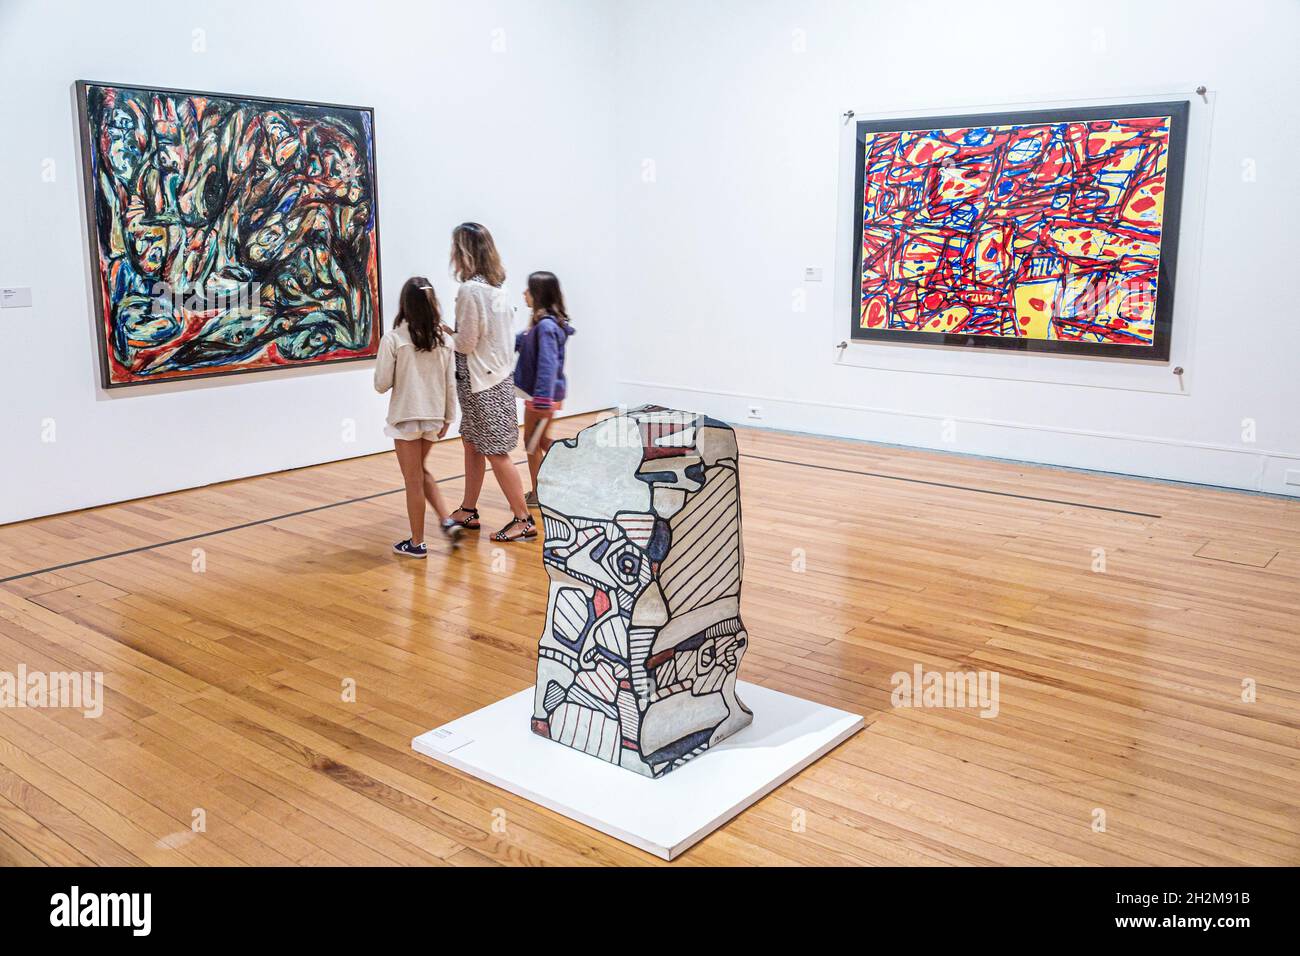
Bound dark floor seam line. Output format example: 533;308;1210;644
739;453;1162;519
5;450;1157;586
0;464;518;585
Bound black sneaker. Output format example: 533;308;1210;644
392;538;427;558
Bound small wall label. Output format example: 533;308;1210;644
0;287;32;309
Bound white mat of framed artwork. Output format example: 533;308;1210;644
411;681;864;861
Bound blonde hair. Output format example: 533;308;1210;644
450;222;505;287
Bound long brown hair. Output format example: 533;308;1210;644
450;222;506;287
527;271;571;327
394;276;443;351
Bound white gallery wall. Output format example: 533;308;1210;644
4;0;1300;528
612;0;1300;497
0;0;619;524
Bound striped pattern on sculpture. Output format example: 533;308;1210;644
530;406;753;777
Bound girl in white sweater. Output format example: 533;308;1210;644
374;277;463;557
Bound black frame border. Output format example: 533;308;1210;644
849;99;1189;362
75;79;385;389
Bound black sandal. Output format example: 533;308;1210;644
450;506;480;529
492;516;537;542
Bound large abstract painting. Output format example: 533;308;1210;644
532;407;752;778
77;81;382;387
851;101;1188;360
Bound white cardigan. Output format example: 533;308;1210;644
373;325;457;427
452;279;514;393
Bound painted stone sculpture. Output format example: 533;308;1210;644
531;406;752;777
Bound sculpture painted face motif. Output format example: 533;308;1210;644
532;406;752;777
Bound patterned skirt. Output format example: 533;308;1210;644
455;353;519;456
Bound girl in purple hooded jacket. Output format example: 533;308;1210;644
514;271;574;507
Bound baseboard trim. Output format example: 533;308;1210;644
2;406;616;528
617;380;1300;497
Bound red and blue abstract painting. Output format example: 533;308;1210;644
77;81;382;386
851;101;1187;360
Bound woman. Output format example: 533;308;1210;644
373;277;461;557
514;271;575;506
445;223;535;541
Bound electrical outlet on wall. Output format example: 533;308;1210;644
1285;469;1300;487
747;405;763;420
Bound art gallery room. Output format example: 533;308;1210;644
0;0;1297;916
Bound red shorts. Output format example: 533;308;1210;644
525;398;562;413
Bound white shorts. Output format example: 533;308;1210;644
385;419;445;442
